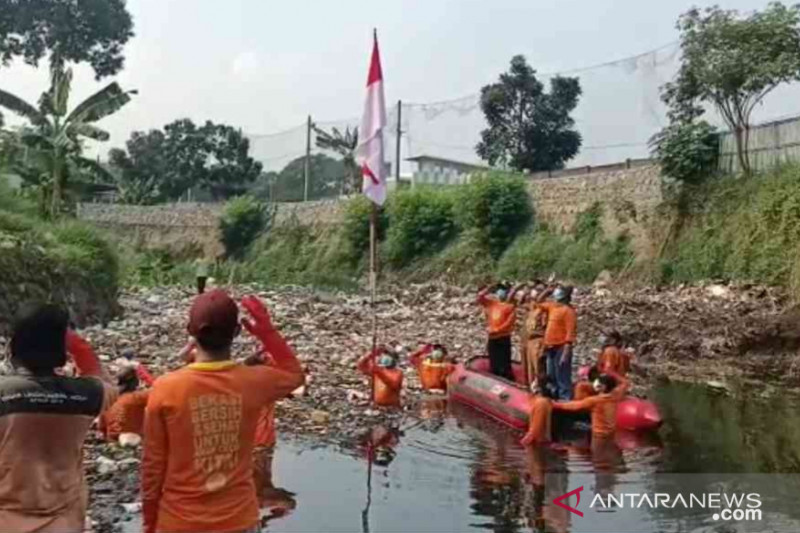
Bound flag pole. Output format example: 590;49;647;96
369;204;378;403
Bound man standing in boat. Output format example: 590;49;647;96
536;286;577;400
477;282;523;381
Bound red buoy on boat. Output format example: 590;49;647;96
448;357;662;433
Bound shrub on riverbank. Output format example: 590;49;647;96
0;189;120;332
660;165;800;290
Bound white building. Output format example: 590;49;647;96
407;155;489;186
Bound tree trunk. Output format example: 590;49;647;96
734;125;750;176
50;149;63;218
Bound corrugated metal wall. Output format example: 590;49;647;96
719;116;800;173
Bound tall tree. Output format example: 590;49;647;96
663;3;800;175
476;55;582;172
0;64;135;216
110;119;263;202
313;125;358;195
0;0;134;79
270;154;344;202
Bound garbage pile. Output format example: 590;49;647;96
3;281;795;531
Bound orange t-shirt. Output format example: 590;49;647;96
553;378;629;437
373;368;403;406
537;302;577;347
598;346;630;376
142;360;304;533
524;396;552;444
99;389;150;441
418;360;455;391
254;405;276;448
573;381;596;401
481;298;517;338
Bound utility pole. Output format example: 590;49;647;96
395;100;402;186
304;115;312;202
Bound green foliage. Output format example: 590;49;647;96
244;222;357;289
0;64;134;217
0;0;134;80
109;119;263;202
477;55;582;172
313;125;359;195
497;206;633;285
219;196;270;259
661;165;800;287
664;3;800;174
264;154;345;202
650;121;719;185
341;195;388;260
385;188;457;266
456;173;533;257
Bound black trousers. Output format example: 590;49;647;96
487;335;514;381
197;276;207;295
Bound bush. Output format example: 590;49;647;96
219;195;270;259
456;173;533;257
341;195;388;261
385;188;458;266
650;121;719;185
497;203;633;284
661;165;800;287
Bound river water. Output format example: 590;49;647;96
122;383;800;533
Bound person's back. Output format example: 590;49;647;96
0;305;115;533
142;291;304;533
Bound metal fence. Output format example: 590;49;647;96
719;115;800;173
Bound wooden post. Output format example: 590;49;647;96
395;100;402;186
369;204;379;402
304;115;312;202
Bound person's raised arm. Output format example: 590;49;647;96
409;344;432;369
357;350;377;376
66;330;117;410
142;390;168;533
241;295;302;376
477;284;494;306
240;296;305;401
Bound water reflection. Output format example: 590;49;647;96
121;382;800;533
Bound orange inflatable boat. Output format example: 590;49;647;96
448;356;662;432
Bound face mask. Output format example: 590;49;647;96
429;349;444;362
495;289;508;301
530;382;541;395
378;355;396;368
599;335;609;346
553;288;567;302
593;379;604;393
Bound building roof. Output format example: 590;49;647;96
406;154;489;170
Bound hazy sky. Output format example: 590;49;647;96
0;0;785;166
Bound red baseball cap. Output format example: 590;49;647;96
187;289;239;349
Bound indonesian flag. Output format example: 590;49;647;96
356;31;387;206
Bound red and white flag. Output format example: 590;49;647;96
356;31;387;206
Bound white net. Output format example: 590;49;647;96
246;40;800;197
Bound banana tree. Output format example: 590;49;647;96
0;64;135;217
313;125;359;195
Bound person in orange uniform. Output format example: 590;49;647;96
142;290;305;533
520;379;554;446
477;283;522;381
521;283;548;385
551;371;629;438
357;347;404;407
573;366;599;401
597;331;631;377
409;343;455;392
98;367;150;443
537;286;577;400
